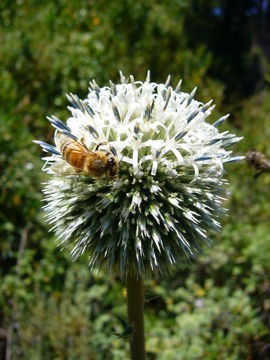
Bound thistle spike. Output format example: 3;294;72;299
47;116;71;132
175;78;182;93
213;114;230;127
164;75;171;88
109;80;117;96
201;99;213;113
87;125;99;139
186;87;197;106
175;130;188;141
145;70;151;83
112;104;121;121
163;87;172;110
33;140;61;155
119;70;127;84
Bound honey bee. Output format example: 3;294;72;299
58;133;118;178
34;117;118;178
246;150;270;178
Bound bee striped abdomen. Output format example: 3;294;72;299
60;138;85;170
60;139;73;160
60;141;71;159
69;150;85;169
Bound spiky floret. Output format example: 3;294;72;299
37;72;243;278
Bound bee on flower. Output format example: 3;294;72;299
35;71;243;278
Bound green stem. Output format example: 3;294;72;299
126;273;146;360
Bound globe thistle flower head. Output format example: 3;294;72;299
36;71;243;278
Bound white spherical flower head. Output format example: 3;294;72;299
36;72;243;278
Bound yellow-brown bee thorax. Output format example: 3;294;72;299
83;151;118;178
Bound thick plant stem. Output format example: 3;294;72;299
126;273;146;360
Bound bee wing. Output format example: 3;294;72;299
64;143;100;160
50;159;78;175
66;141;88;153
56;131;98;155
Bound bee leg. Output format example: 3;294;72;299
80;137;88;149
95;141;107;151
254;170;263;179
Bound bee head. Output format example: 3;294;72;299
107;156;118;178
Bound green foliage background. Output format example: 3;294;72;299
1;1;270;359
